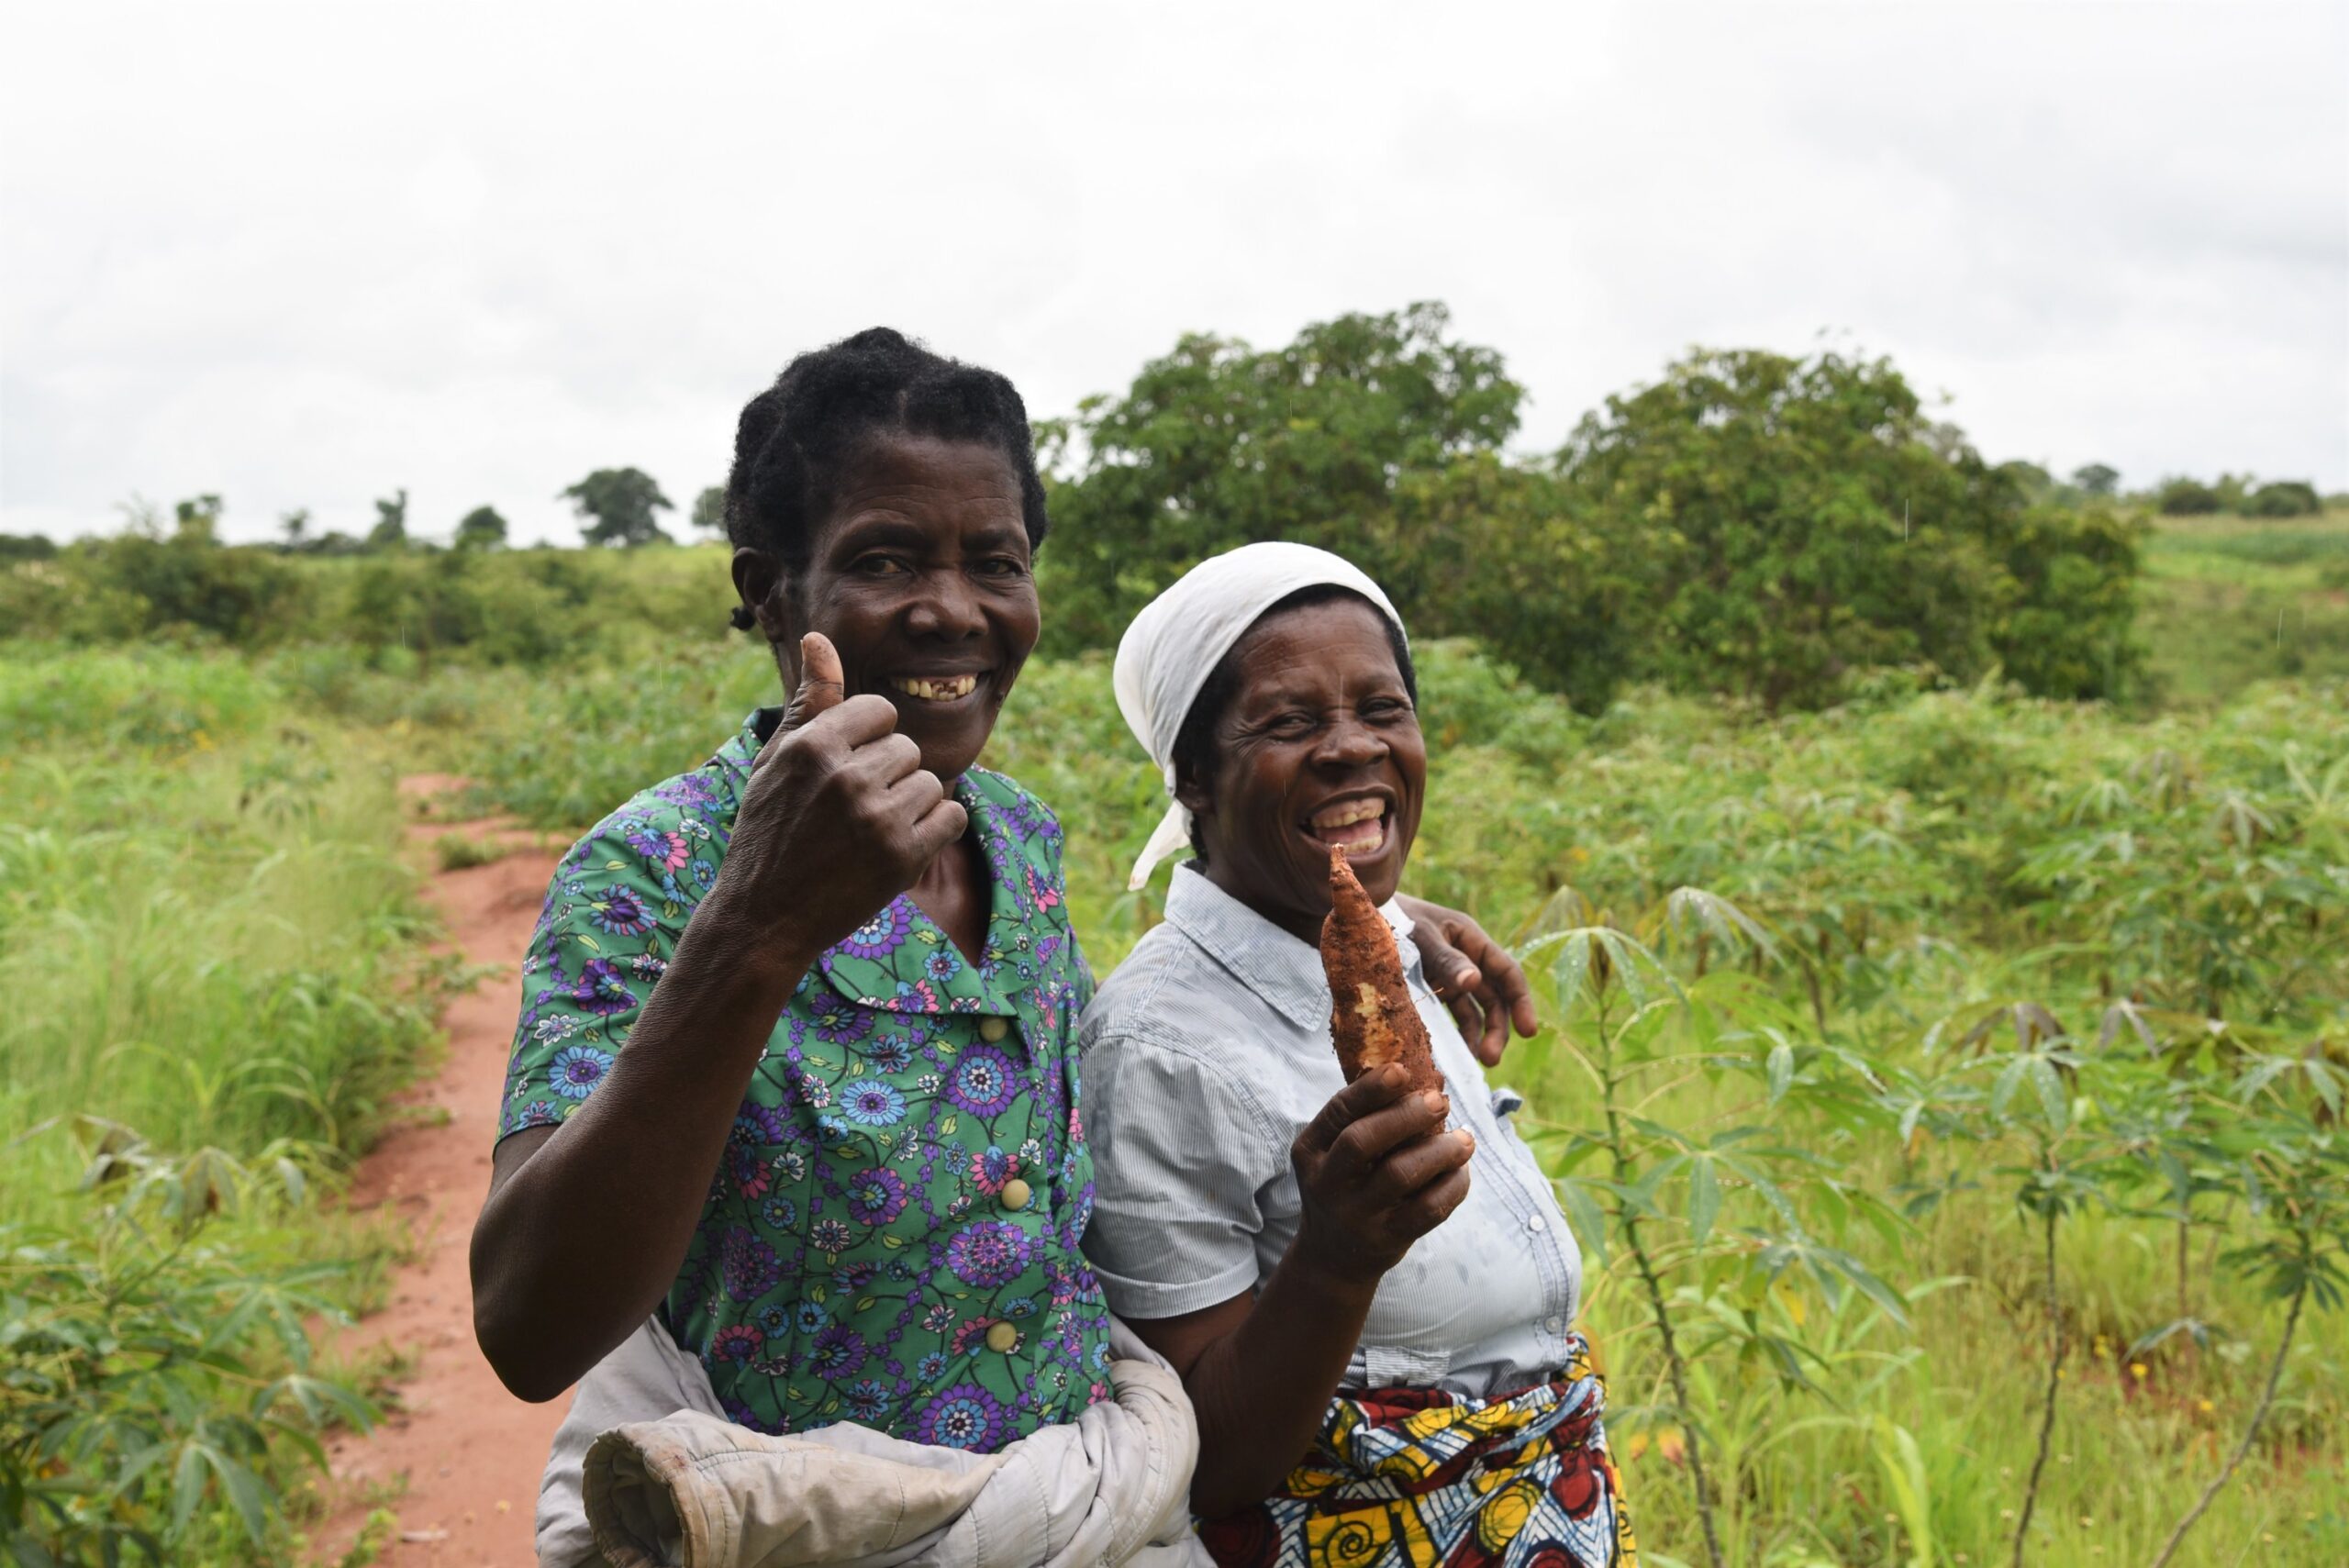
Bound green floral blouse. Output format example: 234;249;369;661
497;707;1113;1450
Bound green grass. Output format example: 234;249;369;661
2137;508;2349;705
0;649;457;1562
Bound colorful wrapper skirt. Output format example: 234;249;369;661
1198;1335;1638;1568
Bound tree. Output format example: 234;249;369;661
173;495;224;544
454;506;509;550
691;485;727;534
1557;348;2143;709
2071;462;2120;496
279;508;311;549
561;468;674;548
369;489;409;549
2155;478;2222;516
1041;302;1523;650
2242;480;2321;518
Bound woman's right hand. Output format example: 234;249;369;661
1289;1064;1475;1288
704;632;970;975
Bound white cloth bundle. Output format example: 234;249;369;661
1111;542;1407;891
539;1315;1208;1568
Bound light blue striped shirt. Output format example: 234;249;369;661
1079;866;1582;1396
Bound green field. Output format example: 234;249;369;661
3;519;2344;1565
2137;506;2349;703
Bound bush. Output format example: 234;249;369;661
2156;477;2224;516
2242;480;2322;518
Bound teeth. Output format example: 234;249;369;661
1310;801;1385;828
891;675;978;701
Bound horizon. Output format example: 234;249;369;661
4;1;2343;548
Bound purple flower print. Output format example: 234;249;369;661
846;1380;892;1421
837;900;913;960
626;826;691;873
914;1384;1008;1451
588;885;653;937
807;995;873;1045
573;958;634;1017
807;1325;867;1379
719;1226;781;1299
846;1167;907;1225
725;1103;787;1198
712;1324;762;1363
654;773;718;813
947;1047;1017;1118
945;1221;1030;1288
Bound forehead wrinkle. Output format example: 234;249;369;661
1226;649;1405;726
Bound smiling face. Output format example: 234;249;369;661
733;430;1041;780
1179;597;1426;945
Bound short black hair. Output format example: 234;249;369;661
725;328;1051;629
1169;584;1417;862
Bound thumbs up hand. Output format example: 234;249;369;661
712;633;969;975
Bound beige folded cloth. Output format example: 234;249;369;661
541;1314;1208;1568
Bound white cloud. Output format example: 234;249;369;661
3;0;2342;545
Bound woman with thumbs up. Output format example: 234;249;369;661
468;329;1533;1475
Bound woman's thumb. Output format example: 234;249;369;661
779;632;847;733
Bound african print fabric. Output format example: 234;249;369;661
497;706;1112;1451
1197;1336;1637;1568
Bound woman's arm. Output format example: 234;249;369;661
1124;1066;1474;1519
470;907;817;1401
470;636;967;1401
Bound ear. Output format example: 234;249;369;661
730;548;798;645
1173;761;1215;828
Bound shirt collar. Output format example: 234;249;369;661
1161;862;1420;1032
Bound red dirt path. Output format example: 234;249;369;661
310;782;569;1567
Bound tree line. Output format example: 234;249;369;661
3;302;2335;709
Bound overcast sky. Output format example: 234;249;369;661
4;1;2343;546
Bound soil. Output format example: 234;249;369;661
309;781;572;1567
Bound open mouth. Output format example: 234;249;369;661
1306;797;1388;858
889;673;983;703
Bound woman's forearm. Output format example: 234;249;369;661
1181;1233;1383;1520
470;894;811;1401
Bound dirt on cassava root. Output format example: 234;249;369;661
1319;844;1444;1098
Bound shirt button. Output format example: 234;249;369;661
999;1178;1033;1211
1526;1216;1546;1233
1543;1315;1564;1335
985;1320;1019;1353
978;1016;1010;1042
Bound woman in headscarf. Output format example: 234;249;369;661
1083;543;1637;1567
466;333;1536;1562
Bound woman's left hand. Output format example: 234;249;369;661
1396;896;1540;1065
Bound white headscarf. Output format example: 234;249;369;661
1112;541;1408;891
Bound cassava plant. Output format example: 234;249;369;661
1517;887;1910;1568
0;1119;373;1564
2142;1050;2346;1568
